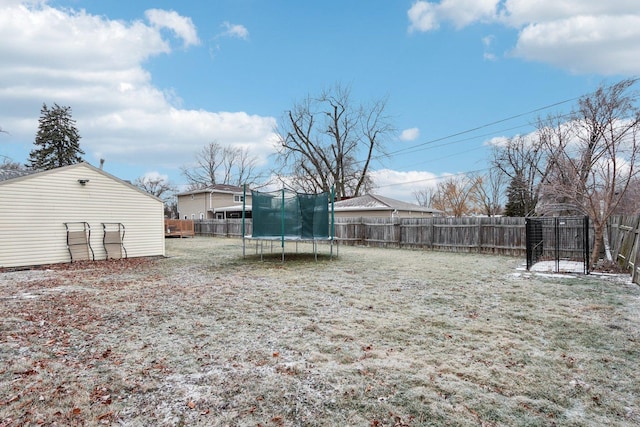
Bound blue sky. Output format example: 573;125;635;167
1;0;638;202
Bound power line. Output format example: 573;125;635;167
385;97;578;159
369;99;582;190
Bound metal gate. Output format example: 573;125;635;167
525;216;590;274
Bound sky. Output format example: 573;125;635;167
1;0;639;203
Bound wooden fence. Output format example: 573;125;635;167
194;217;527;256
195;219;249;238
608;215;640;284
164;219;194;238
333;216;527;256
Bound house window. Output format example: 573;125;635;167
234;195;244;203
216;213;224;219
191;214;195;220
199;213;204;220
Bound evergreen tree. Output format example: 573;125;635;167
28;103;84;170
504;174;531;217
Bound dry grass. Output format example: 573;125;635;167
1;237;639;426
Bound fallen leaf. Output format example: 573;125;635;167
72;408;81;415
97;411;113;420
187;400;196;409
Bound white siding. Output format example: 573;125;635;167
0;163;165;268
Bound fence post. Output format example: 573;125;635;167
633;221;640;283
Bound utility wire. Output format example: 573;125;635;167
384;97;578;159
369;99;580;190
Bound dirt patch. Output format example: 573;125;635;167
1;237;639;426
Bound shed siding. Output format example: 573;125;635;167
0;164;165;268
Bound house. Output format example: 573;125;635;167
0;162;165;268
333;194;441;218
176;184;252;220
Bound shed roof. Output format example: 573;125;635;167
0;162;162;202
333;194;440;213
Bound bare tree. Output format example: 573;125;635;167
615;177;640;214
274;84;393;199
1;156;25;170
134;174;175;200
181;141;261;189
135;173;177;218
471;168;506;216
540;78;640;267
433;175;478;217
413;186;438;207
491;134;550;216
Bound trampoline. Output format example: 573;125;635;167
242;187;336;261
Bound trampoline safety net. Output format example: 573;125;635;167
251;189;330;239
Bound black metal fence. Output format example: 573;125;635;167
525;216;590;273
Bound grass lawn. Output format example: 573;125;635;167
1;237;639;426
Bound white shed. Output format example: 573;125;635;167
0;162;165;268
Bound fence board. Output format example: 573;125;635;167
609;215;640;283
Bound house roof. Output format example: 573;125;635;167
177;184;247;196
213;204;252;212
333;194;441;213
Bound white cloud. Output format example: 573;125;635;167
482;34;497;61
499;0;635;27
219;21;249;40
408;1;440;33
0;1;277;181
145;9;200;48
408;0;640;75
370;169;441;203
408;0;499;33
513;15;640;74
438;0;500;28
400;127;420;141
141;170;169;182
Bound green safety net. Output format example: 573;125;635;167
251;189;330;239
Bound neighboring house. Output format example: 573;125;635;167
177;184;252;220
333;194;441;218
0;162;165;268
